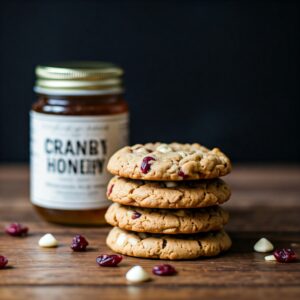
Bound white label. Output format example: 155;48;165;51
30;111;128;210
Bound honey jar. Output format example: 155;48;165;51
30;62;129;225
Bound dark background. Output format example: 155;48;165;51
0;0;299;163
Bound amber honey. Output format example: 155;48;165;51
30;62;129;225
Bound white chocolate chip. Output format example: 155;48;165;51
178;151;188;158
128;237;139;246
254;238;274;253
116;233;127;246
168;164;178;173
165;181;177;188
136;148;147;153
126;266;151;283
38;233;58;248
126;210;134;217
156;144;172;153
265;254;276;261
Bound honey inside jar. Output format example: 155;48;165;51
30;62;129;225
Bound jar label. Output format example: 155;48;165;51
30;111;129;210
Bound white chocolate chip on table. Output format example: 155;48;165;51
254;238;274;253
38;233;58;248
126;266;151;283
265;255;276;261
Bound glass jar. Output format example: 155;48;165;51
30;62;129;225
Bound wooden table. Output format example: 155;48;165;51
0;165;299;300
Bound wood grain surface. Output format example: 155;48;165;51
0;165;300;300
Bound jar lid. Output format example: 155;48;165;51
35;61;124;95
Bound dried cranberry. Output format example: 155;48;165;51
178;170;189;179
71;235;89;251
273;248;297;263
107;184;114;196
96;254;123;267
141;156;155;174
152;264;177;276
131;211;142;220
5;223;28;237
0;256;8;269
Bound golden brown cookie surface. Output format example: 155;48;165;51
107;176;231;209
107;143;231;181
106;227;232;260
105;203;229;234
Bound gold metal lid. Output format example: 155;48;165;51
34;61;124;95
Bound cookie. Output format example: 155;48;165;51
107;176;231;209
106;227;232;260
107;143;231;181
105;203;229;234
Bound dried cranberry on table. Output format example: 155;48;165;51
152;264;177;276
5;223;28;237
71;235;89;251
273;248;297;263
0;256;8;269
141;156;155;174
96;254;123;267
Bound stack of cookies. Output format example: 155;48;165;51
105;143;232;260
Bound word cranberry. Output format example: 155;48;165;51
96;254;123;267
107;184;114;196
131;211;142;220
273;248;297;263
5;223;28;237
141;156;155;174
0;256;8;269
152;264;177;276
71;235;89;251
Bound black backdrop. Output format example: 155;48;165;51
0;0;299;162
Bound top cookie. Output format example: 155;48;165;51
107;143;231;181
